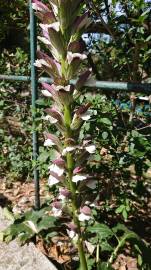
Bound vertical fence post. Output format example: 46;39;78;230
29;0;40;210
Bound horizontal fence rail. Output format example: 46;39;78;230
0;75;151;93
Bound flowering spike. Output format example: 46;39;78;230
33;1;94;268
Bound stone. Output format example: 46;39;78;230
0;207;12;231
0;207;57;270
0;241;57;270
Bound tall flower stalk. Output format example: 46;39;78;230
33;1;95;269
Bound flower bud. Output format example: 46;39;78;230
45;107;65;132
44;132;62;153
78;206;92;221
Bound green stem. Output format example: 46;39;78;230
64;105;88;270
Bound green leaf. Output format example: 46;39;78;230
112;223;128;234
35;99;46;106
88;223;113;239
101;240;113;252
3;207;14;222
37;216;56;232
115;205;125;214
138;254;143;266
98;262;113;270
102;132;108;140
38;151;50;163
122;209;128;220
45;231;58;241
100;118;112;126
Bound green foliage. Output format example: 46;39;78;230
0;48;32;181
0;0;28;51
87;222;151;269
1;206;57;244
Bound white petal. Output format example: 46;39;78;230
56;85;64;91
40;22;60;32
48;175;59;186
78;213;91;222
67;52;87;64
67;229;76;239
85;145;96;154
52;207;62;217
49;22;60;31
34;59;43;68
32;3;42;11
80;111;91;121
72;174;87;183
65;85;71;92
40;59;50;67
51;3;58;16
44;138;55;147
62;146;76;156
58;194;66;200
48;164;64;176
43;115;58;123
39;23;49;31
55;85;71;92
41;90;52;97
35;59;50;68
38;36;51;45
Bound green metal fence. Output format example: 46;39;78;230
0;0;151;209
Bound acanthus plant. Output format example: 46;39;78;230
32;1;97;269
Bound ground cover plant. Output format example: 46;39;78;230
0;0;151;270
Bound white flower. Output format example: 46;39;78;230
78;212;91;222
44;138;55;147
67;52;87;64
67;229;75;239
85;144;96;154
52;207;62;217
40;22;60;32
48;164;64;176
62;146;76;156
32;3;42;11
66;230;78;242
42;115;57;124
80;110;91;121
41;90;52;97
58;194;66;201
34;59;49;68
66;229;77;238
56;85;71;92
48;175;59;186
38;36;51;45
72;174;87;183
